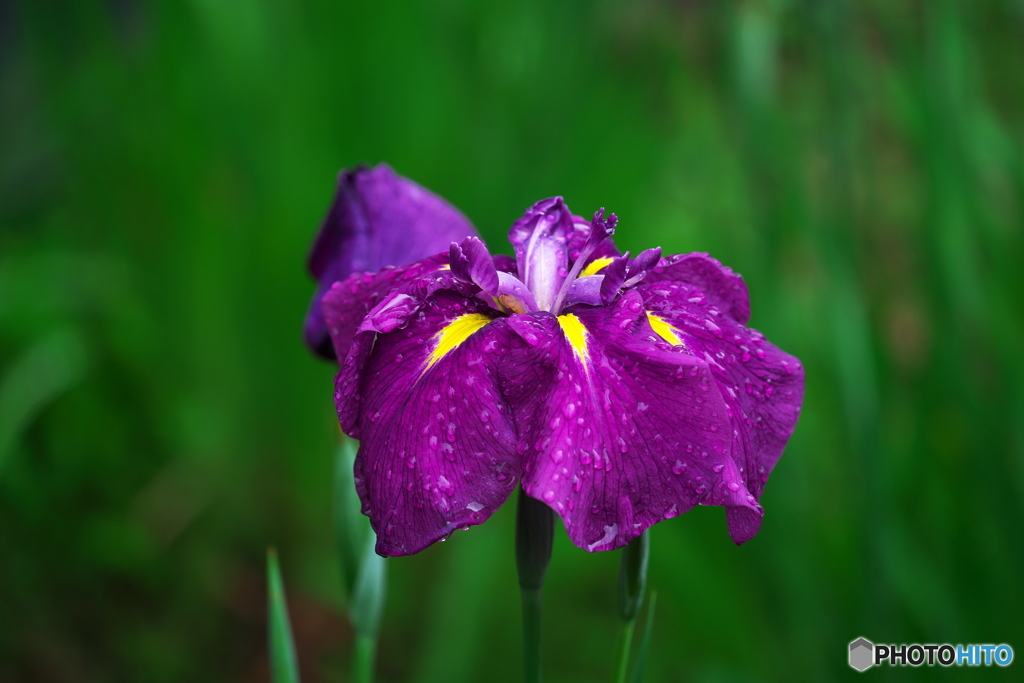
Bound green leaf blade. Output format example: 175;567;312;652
267;547;301;683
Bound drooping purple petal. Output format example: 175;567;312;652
500;290;762;552
337;289;520;556
507;197;575;311
645;252;751;324
329;268;479;435
636;279;803;539
318;254;453;362
305;164;477;359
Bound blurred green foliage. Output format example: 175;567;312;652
2;0;1023;681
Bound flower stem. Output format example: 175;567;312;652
351;633;376;683
515;488;554;683
613;530;649;683
520;587;544;683
614;618;637;683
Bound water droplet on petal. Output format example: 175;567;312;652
704;319;723;338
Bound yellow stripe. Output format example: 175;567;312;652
581;257;614;277
646;312;684;346
424;313;491;371
557;314;589;367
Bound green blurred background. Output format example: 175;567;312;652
2;0;1023;681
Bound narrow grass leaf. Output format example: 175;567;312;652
267;548;301;683
630;592;657;683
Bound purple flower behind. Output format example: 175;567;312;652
304;164;477;359
306;168;804;556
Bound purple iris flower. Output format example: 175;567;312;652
306;167;804;557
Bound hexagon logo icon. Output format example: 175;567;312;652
849;637;874;672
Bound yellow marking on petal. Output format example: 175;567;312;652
581;257;614;277
438;264;451;271
557;313;590;368
424;313;491;372
647;312;685;346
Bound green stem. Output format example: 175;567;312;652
514;488;553;683
352;633;376;683
614;618;636;683
521;587;544;683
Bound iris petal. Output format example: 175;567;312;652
319;254;451;362
645;252;751;325
501;291;761;552
636;280;804;506
338;290;520;557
